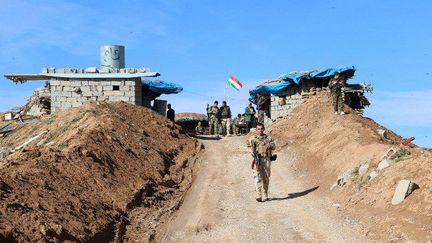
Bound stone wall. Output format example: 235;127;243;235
50;78;142;113
269;87;302;120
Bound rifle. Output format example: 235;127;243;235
251;142;261;170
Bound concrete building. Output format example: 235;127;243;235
4;45;182;114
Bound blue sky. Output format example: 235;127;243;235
0;0;431;147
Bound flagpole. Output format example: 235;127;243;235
224;84;227;102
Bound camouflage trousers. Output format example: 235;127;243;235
257;110;265;124
209;116;219;135
332;91;344;113
221;118;231;135
253;158;271;199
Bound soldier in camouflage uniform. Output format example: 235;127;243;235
256;93;267;124
195;121;205;135
207;101;220;136
249;123;276;202
329;73;345;115
220;101;232;136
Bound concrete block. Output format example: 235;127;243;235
61;102;72;108
61;91;72;97
41;68;49;74
51;91;62;97
48;68;56;74
125;81;135;86
72;102;82;108
57;96;66;102
113;91;125;96
91;91;102;97
377;158;394;171
124;91;135;97
109;96;120;101
103;86;113;91
111;81;122;86
369;171;378;181
51;101;61;107
62;86;73;92
50;80;60;86
117;96;129;102
99;67;111;73
80;86;90;92
137;67;150;73
85;67;98;73
80;81;89;86
358;163;369;177
81;91;93;97
104;91;115;96
391;180;418;205
120;85;131;91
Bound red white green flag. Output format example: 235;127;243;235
227;75;243;91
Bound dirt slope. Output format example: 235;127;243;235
0;101;200;242
269;92;432;241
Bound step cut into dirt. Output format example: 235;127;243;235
269;92;432;241
0;101;200;242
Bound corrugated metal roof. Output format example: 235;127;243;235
47;72;160;79
4;72;160;83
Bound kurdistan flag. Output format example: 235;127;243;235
227;75;243;91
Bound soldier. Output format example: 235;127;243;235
167;104;175;122
256;93;267;123
232;113;242;135
329;73;345;115
244;101;256;133
250;123;276;202
220;101;232;136
195;121;205;135
207;101;220;136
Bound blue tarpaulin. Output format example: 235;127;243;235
142;80;183;94
249;82;294;97
250;66;355;96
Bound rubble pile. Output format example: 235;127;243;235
23;86;51;116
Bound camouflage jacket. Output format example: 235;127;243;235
250;134;276;158
195;125;205;134
207;106;220;119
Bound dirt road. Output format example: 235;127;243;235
158;136;369;242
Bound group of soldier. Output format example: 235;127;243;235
192;73;347;203
196;93;269;137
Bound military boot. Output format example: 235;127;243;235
256;189;262;202
262;192;268;202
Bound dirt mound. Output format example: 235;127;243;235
0;101;201;242
269;93;432;241
176;113;206;120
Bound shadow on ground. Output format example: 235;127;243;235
195;135;222;140
270;186;319;201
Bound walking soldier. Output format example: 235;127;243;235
250;123;276;202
